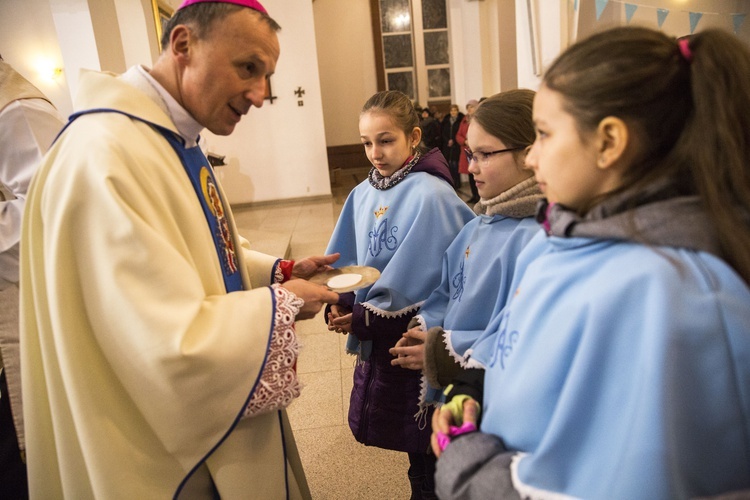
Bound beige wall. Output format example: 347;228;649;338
577;0;750;43
313;0;378;147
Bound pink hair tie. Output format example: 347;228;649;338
678;38;692;63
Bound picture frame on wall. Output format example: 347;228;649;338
152;0;174;50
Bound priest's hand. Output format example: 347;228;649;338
292;253;340;279
281;279;339;320
389;327;426;370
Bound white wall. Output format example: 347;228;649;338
0;0;73;117
0;0;331;205
514;0;566;92
206;0;332;204
448;0;484;108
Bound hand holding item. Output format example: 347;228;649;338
309;265;380;293
431;396;479;458
291;252;340;279
280;279;339;321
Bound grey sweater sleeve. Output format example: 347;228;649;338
435;431;521;500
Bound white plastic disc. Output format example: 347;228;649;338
327;273;362;289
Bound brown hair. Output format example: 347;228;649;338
160;3;281;51
543;26;750;284
472;89;535;167
361;90;424;153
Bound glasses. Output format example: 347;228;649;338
464;147;525;165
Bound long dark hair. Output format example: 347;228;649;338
543;26;750;283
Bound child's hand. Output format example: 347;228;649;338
431;397;479;458
389;327;426;370
327;305;352;334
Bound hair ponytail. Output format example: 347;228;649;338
674;30;750;284
543;26;750;283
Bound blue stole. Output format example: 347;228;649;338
61;109;244;292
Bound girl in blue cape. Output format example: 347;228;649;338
388;90;542;409
431;26;750;500
325;90;474;499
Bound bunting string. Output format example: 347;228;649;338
574;0;747;35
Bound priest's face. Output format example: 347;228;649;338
178;9;280;135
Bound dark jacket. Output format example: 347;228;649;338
420;116;442;150
441;113;464;163
330;149;456;453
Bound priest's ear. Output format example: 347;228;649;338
168;24;194;63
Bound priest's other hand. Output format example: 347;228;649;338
281;279;339;320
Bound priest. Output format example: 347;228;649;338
19;1;337;497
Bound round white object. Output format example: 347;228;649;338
327;273;362;289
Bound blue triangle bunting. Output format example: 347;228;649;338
595;0;609;21
574;0;579;12
733;13;747;34
657;8;669;28
625;4;637;24
689;12;703;34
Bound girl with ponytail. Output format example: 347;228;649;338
431;26;750;499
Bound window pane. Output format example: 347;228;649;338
380;0;412;33
428;68;450;98
424;31;449;65
383;34;414;68
422;0;447;30
388;71;415;99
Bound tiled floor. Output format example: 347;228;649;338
232;168;473;499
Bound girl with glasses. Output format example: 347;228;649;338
432;26;750;499
389;89;542;423
325;90;474;499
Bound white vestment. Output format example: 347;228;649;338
20;68;309;499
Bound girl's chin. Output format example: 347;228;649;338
374;166;397;176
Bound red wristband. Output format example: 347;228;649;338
279;260;295;283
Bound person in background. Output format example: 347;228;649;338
389;89;542;412
419;107;441;151
325;90;474;499
19;1;339;497
432;26;750;499
441;103;463;188
429;104;443;124
455;99;479;203
0;53;64;500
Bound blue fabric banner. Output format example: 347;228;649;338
625;4;638;23
689;12;703;33
733;13;746;34
595;0;609;20
657;8;669;28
